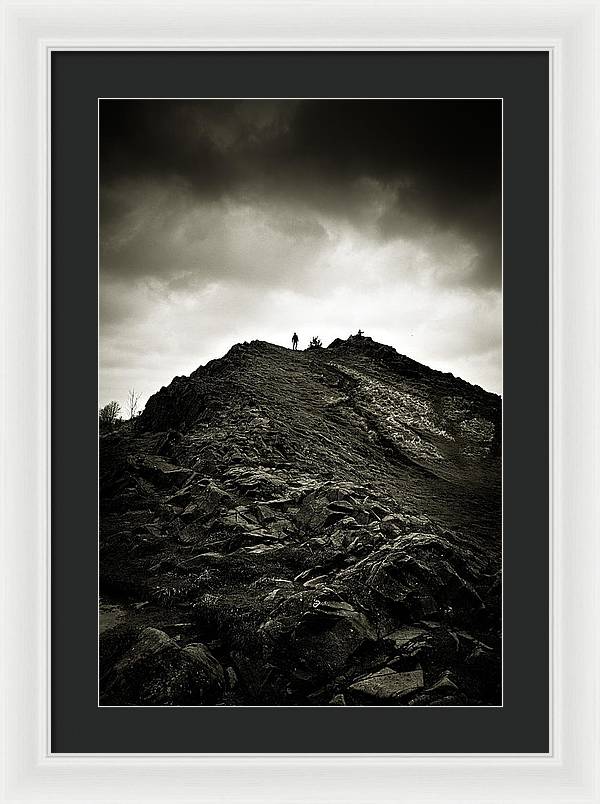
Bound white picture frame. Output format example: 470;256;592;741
1;0;599;801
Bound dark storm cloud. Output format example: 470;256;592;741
100;99;502;413
100;99;501;288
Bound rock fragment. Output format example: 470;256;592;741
348;667;424;703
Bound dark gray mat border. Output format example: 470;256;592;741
51;50;549;753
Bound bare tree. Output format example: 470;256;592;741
127;388;141;419
99;400;121;429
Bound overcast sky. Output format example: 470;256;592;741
100;99;502;415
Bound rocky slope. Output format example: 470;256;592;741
99;336;502;706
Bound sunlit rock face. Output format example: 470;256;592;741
99;336;501;707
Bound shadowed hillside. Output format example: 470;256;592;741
99;336;502;707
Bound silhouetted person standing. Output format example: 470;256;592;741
292;332;299;350
357;329;364;337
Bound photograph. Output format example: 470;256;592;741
98;98;502;708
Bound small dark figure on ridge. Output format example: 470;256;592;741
357;329;364;338
292;332;299;350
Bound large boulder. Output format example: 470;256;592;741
100;625;225;706
364;532;485;616
259;593;377;684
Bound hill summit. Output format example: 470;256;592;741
100;336;502;706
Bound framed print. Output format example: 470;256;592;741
98;96;503;711
57;53;546;754
2;1;599;802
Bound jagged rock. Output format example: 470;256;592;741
364;532;484;615
289;617;372;679
99;625;224;705
302;574;330;588
391;626;461;666
386;625;429;649
328;500;355;514
257;592;376;683
294;566;328;584
180;504;199;522
126;455;191;488
254;503;278;523
426;671;459;694
348;667;424;703
241;543;285;554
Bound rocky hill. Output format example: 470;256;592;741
99;336;502;707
